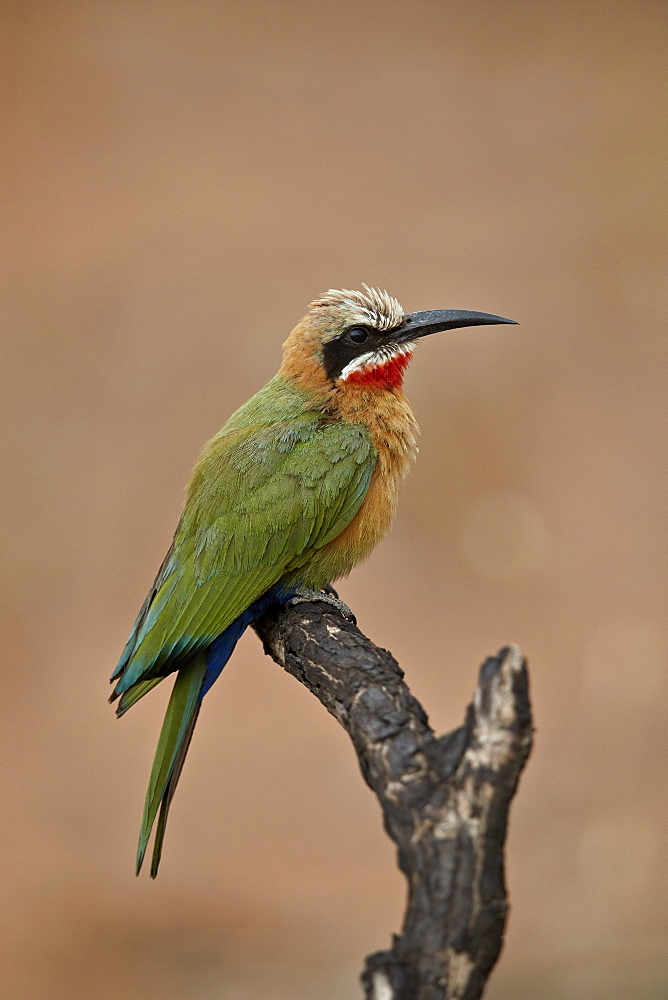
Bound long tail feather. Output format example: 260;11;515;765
136;654;207;876
149;701;201;877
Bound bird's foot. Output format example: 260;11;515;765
287;587;356;624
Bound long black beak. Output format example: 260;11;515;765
398;309;517;342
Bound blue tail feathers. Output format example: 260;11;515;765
200;585;289;696
137;584;291;876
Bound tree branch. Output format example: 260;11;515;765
254;598;532;1000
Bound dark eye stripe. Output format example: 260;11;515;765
321;323;402;381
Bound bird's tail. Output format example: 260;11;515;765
136;653;207;877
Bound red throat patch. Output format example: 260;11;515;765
345;351;413;389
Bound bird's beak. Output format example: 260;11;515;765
397;309;517;342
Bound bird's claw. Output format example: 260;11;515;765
287;587;356;624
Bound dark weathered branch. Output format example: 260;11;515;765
254;598;532;1000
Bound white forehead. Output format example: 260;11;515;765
310;284;404;332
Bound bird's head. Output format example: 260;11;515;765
280;285;516;395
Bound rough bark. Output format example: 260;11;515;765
254;597;532;1000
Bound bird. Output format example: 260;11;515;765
111;285;516;876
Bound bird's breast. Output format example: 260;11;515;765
302;388;419;586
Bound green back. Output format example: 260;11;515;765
112;377;376;703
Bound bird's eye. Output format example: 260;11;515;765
346;326;370;345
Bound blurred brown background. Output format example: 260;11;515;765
2;2;667;998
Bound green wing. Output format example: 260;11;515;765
111;415;376;708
